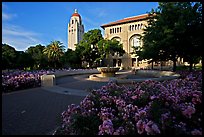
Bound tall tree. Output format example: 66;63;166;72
176;2;202;71
16;51;34;70
97;39;125;66
43;41;65;68
2;43;17;69
75;29;103;68
26;44;47;69
60;49;82;68
134;2;202;72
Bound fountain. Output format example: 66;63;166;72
97;67;120;77
89;67;121;82
88;68;180;83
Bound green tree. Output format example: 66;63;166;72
2;43;17;70
26;44;48;69
75;29;103;68
43;41;65;68
176;2;202;71
16;51;34;70
60;49;82;68
134;2;202;71
97;39;125;66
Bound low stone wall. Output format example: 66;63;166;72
135;70;179;77
41;74;56;87
53;69;99;78
116;70;180;84
41;69;99;87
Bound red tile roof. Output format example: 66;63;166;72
72;13;81;19
101;13;150;29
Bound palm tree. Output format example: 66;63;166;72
43;41;65;68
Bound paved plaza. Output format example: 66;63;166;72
2;74;109;135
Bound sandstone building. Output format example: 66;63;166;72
101;14;150;69
100;13;199;70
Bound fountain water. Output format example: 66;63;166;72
88;68;180;83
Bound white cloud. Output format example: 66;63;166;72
2;12;17;21
2;4;43;51
2;24;43;51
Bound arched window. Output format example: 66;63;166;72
117;28;119;33
72;20;74;24
110;29;112;34
129;25;131;31
115;28;117;33
129;35;141;53
138;24;140;29
140;24;143;29
120;27;121;32
111;37;121;43
132;25;134;31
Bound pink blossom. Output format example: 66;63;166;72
182;105;196;118
131;95;138;100
136;120;145;134
145;121;160;135
191;129;202;135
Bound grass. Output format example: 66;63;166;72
176;65;202;71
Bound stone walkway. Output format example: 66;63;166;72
2;72;108;135
2;87;86;135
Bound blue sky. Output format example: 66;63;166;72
2;2;159;51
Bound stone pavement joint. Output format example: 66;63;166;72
41;85;89;96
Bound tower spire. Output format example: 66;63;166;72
74;9;78;13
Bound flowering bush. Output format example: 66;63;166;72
56;70;202;135
2;68;98;93
2;70;54;93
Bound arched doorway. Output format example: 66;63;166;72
129;34;142;67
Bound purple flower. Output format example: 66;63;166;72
182;104;196;119
136;120;145;134
145;120;160;135
191;129;202;135
98;119;114;135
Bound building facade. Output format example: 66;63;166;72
68;9;84;51
101;14;150;69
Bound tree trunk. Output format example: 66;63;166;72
172;58;177;72
189;62;193;72
160;61;163;70
89;61;93;68
151;61;153;70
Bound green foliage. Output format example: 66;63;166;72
133;2;202;72
148;99;167;123
60;49;82;68
71;114;102;135
43;41;65;68
2;43;17;69
75;29;103;68
26;44;47;69
75;29;125;68
15;51;34;70
98;39;125;59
